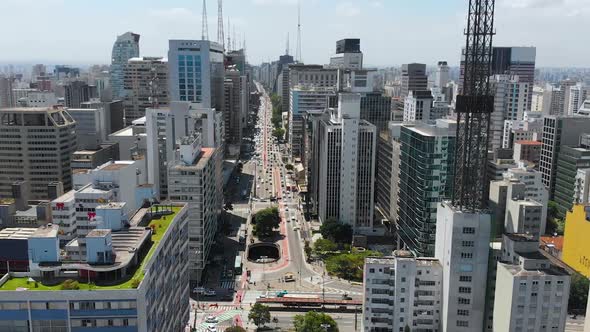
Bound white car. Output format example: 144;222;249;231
205;316;219;324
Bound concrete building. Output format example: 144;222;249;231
562;205;590;278
0;107;77;199
398;120;456;257
554;146;590;217
68;107;107;150
401;63;427;98
375;123;402;228
504;197;544;238
540;116;590;199
107;117;148;160
532;86;544;113
489;75;531;151
574;169;590;205
0;203;190;332
360;92;392;134
434;61;450;89
513;140;542;165
403;90;448;123
310;94;376;234
362;251;442;332
502;113;543;149
110;32;140;99
17;91;58;108
122;57;168;125
168;135;222;282
285;64;339;115
71;144;119;171
435;203;491;332
329;39;363;70
64;81;97;108
0;76;14;107
542;85;564;116
167;40;225;113
494;234;570;332
567;83;587;115
223;68;243;149
289;86;335;159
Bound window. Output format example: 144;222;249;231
462;241;474;247
459;276;472;282
457;320;469;327
458;297;470;305
461;252;473;259
457;309;469;316
459;287;471;294
462;227;475;234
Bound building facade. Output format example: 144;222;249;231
110;32;140;99
122;57;168;125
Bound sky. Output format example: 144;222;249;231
0;0;589;68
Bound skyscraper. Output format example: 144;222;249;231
122;57;168;125
110;32;140;99
0;108;77;199
64;80;97;108
398;120;456;257
435;61;450;88
489;75;531;151
167;40;225;112
400;63;428;98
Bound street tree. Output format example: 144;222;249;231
320;218;353;244
224;327;246;332
252;207;280;237
248;303;271;328
568;272;589;313
293;311;339;332
313;239;338;255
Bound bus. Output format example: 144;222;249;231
234;255;243;274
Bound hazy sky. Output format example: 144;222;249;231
1;0;589;67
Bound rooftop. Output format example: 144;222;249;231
515;140;542;146
31;224;59;238
0;204;185;291
0;228;37;240
499;261;569;277
541;235;564;251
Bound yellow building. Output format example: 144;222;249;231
562;204;590;278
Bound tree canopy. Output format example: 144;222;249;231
248;303;271;327
320;218;353;244
293;311;339;332
252;207;281;237
568;272;589;313
224;327;246;332
325;249;382;282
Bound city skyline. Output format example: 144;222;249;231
1;0;589;67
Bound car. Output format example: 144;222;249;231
257;294;267;299
291;216;296;221
285;207;289;211
276;290;288;297
207;326;217;332
192;287;205;294
205;316;219;324
203;290;217;296
293;226;300;231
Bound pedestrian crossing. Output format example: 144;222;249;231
195;309;241;332
219;280;235;289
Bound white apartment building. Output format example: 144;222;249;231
434;61;450;89
17;91;58;107
567;83;587;115
505;199;544;238
490;75;531;151
403;90;433;123
363;251;442;332
542;85;564;116
505;165;549;225
574;168;590;205
123;57;168;124
494;234;570;332
0;107;77;199
289;86;336;158
168;134;222;282
531;86;544;113
435;203;491;332
313;93;377;234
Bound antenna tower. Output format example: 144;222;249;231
286;33;290;55
296;1;302;62
452;0;496;211
217;0;224;49
201;0;209;40
227;17;231;51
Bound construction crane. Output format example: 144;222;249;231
452;0;496;211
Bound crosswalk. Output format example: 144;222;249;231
219;280;235;289
194;309;241;332
301;277;362;295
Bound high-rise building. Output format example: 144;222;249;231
567;83;588;115
489;75;531;151
310;93;376;234
434;61;450;88
375;123;402;227
168;135;222;282
493;234;570;332
400;63;427;98
542;84;564;116
285;64;339;115
539;116;590;198
398;120;456;257
562;205;590;278
0;107;76;199
67;107;107;149
122;57;168;125
64;81;97;108
289;86;335;159
513;140;542;165
223;68;243;149
502;112;543;149
0;76;14;107
553;145;590;217
167;40;225;113
362;251;442;332
330;39;363;70
110;32;140;99
402;90;448;123
359;92;392;134
531;86;544;113
0;203;190;332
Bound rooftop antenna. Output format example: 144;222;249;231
201;0;209;40
296;0;302;62
227;17;231;51
217;0;224;49
232;25;236;51
286;33;290;55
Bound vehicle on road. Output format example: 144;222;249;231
276;290;289;297
284;272;295;282
293;226;300;231
205;316;219;324
203;289;217;296
207;325;217;332
192;287;205;294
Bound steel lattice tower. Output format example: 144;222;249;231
296;1;302;63
217;0;224;49
452;0;496;211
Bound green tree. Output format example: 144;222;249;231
293;311;339;332
252;207;280;237
313;239;338;254
285;164;294;171
320;218;353;244
568;272;589;313
248;303;271;328
545;200;561;235
325;249;383;282
224;327;246;332
304;240;312;261
272;128;285;140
